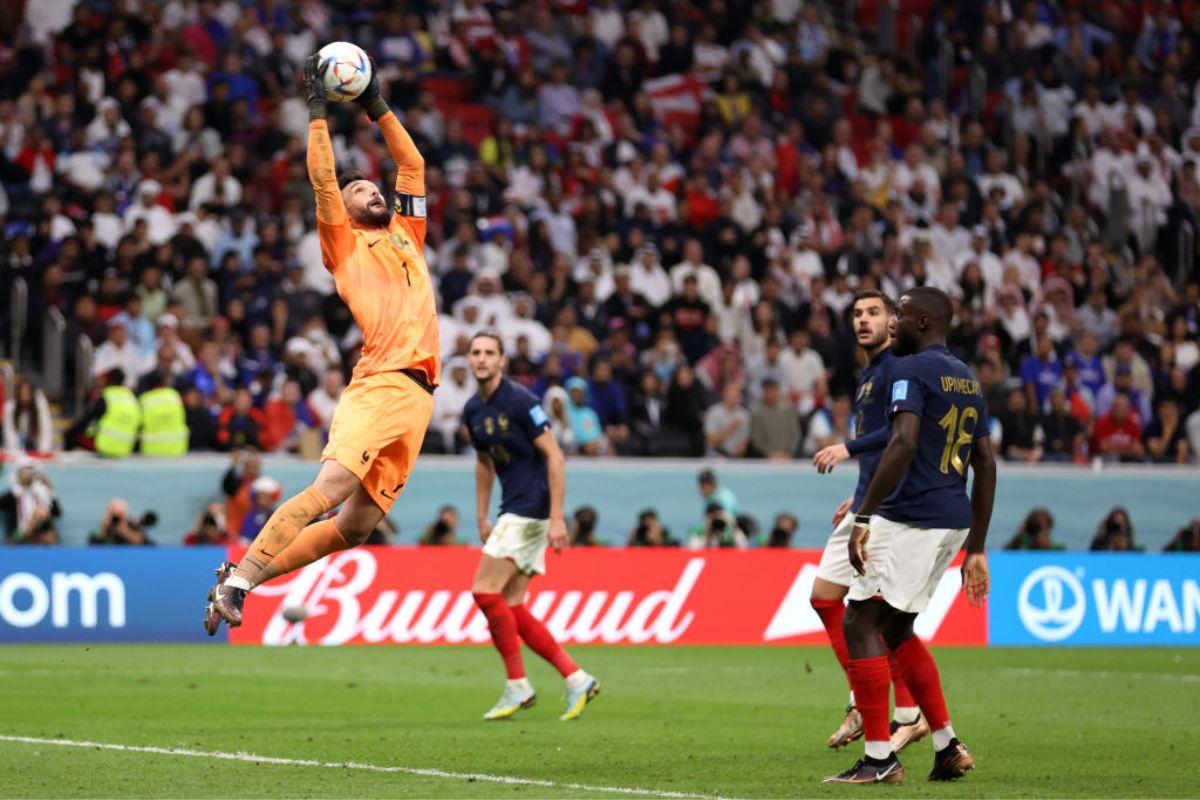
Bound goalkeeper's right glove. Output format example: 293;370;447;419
304;54;329;120
354;56;391;121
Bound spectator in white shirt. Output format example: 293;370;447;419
124;180;177;245
163;52;207;110
955;225;1005;288
628;244;673;308
625;170;677;224
1003;232;1043;294
504;294;552;359
780;329;828;416
670;239;722;308
91;314;146;389
308;368;344;431
929;202;971;265
430;358;474;453
189;158;242;211
85;97;131;151
977;150;1026;211
788;223;825;296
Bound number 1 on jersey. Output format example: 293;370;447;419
937;405;979;475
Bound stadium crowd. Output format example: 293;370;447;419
2;0;1200;470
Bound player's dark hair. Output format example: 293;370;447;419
903;286;953;332
852;289;896;315
469;329;505;354
337;170;369;190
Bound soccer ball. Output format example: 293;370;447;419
317;41;372;103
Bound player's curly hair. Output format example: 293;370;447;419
337;169;369;189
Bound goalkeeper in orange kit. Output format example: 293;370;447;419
204;53;440;633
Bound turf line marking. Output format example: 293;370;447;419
0;735;730;800
997;667;1200;683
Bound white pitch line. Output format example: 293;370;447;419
996;667;1200;683
0;734;729;800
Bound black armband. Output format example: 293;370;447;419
393;192;427;218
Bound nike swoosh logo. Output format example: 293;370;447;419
368;239;382;248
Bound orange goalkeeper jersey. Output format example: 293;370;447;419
308;113;440;386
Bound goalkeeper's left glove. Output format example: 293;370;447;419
354;56;391;121
304;54;329;120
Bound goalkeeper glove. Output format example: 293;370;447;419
354;56;391;121
304;54;329;120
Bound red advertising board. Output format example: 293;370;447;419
228;547;986;646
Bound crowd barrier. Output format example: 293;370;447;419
24;455;1200;550
2;548;1195;646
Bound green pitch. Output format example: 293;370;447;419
0;644;1194;798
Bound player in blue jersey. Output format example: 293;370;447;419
463;331;600;722
824;287;996;785
809;291;927;753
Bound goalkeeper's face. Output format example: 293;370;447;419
342;179;390;229
467;334;506;385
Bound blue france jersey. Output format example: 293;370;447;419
877;345;990;529
851;347;898;509
463;378;552;519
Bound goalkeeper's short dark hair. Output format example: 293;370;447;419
337;170;369;190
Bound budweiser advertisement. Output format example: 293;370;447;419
228;548;986;647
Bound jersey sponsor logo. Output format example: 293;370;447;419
1017;565;1087;642
529;405;549;426
891;380;909;402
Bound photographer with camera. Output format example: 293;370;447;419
628;508;679;547
420;505;460;546
690;501;749;549
1004;508;1064;551
184;502;235;546
89;498;157;546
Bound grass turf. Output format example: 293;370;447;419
0;644;1195;798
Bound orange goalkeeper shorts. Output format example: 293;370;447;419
321;370;434;513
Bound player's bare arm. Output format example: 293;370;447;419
475;451;496;542
962;436;997;607
533;430;569;553
848;411;919;576
831;496;853;525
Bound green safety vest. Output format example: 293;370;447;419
94;386;141;459
138;386;188;457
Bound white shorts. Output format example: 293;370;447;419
846;516;968;613
482;513;549;576
816;512;857;587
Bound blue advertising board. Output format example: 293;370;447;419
0;548;226;643
989;553;1200;646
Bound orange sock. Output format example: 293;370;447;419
259;518;351;583
234;486;332;587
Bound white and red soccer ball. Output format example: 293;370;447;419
317;41;372;103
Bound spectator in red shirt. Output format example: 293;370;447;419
215;387;265;451
1092;394;1145;463
260;379;318;452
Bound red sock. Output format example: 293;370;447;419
473;593;524;679
888;650;916;708
811;598;852;675
510;604;578;677
847;656;891;744
891;637;951;730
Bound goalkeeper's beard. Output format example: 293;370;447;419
351;203;391;229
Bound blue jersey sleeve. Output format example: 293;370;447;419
887;370;924;418
516;393;552;439
846;425;890;455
